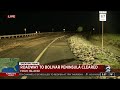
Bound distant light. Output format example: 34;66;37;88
36;31;38;33
24;28;26;31
7;15;16;18
93;28;95;30
63;29;65;32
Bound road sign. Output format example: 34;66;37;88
99;11;107;14
99;11;107;52
99;14;106;21
99;11;107;21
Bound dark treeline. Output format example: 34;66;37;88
0;24;120;35
1;11;120;35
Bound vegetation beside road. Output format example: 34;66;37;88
67;34;120;69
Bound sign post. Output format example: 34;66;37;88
102;21;103;52
99;11;107;52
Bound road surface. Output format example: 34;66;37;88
0;32;88;79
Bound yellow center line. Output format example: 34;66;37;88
21;35;65;79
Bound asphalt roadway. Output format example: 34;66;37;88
0;32;98;79
0;32;81;79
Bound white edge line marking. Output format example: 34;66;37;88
21;35;65;79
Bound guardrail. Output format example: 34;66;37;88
0;33;40;39
0;32;64;39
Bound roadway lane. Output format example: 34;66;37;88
0;32;97;79
26;35;97;79
40;36;76;65
26;35;85;79
0;32;66;79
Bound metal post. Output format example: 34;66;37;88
102;21;104;52
99;11;107;53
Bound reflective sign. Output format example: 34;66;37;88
99;11;107;14
99;14;106;21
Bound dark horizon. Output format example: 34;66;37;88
0;11;120;35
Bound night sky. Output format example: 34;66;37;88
0;10;120;35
